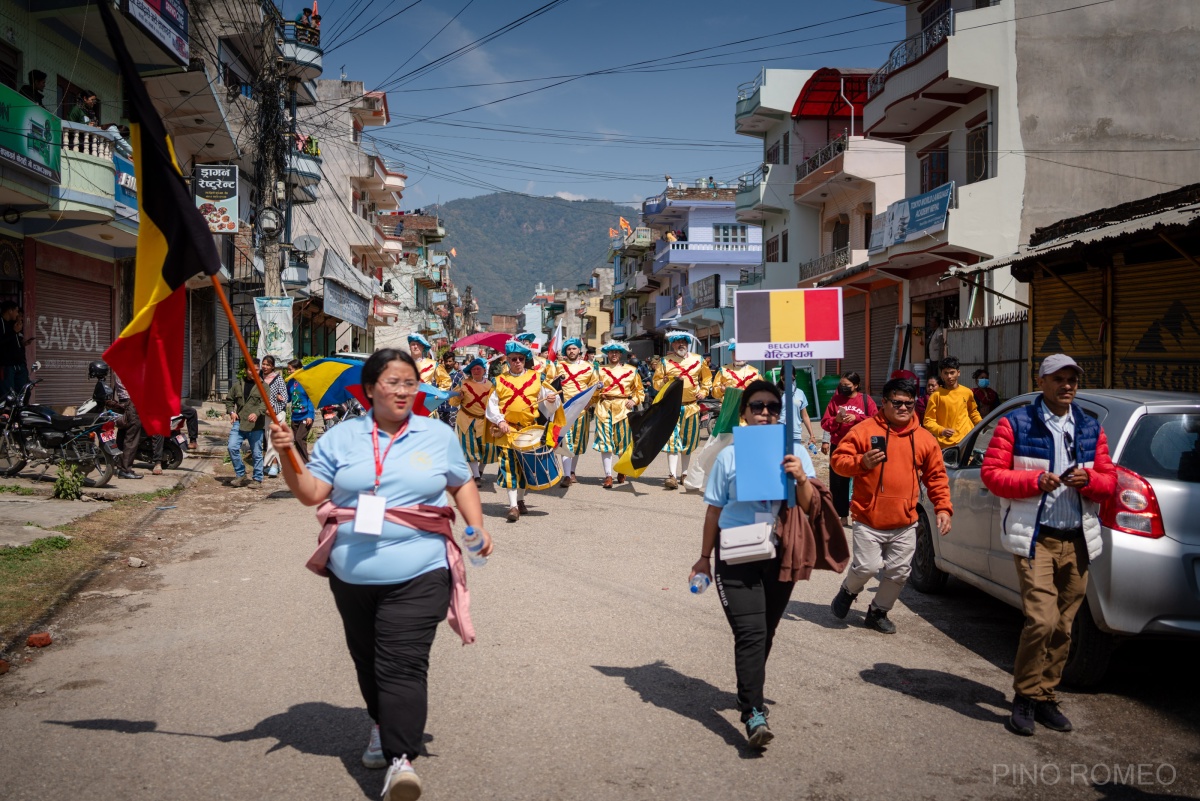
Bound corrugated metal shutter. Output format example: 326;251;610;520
181;291;192;399
1031;266;1104;388
869;284;899;395
215;300;231;397
1112;259;1200;392
843;292;866;385
33;270;112;408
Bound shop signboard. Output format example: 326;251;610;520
325;280;369;329
690;274;719;310
0;84;61;183
193;165;238;234
124;0;190;65
868;182;955;253
114;153;138;223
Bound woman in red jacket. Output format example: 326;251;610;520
820;371;877;524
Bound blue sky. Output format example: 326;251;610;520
295;0;907;207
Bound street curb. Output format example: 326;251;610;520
0;453;221;658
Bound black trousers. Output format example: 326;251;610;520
116;403;142;472
179;406;199;442
328;568;450;762
828;469;852;518
290;419;311;462
714;553;795;721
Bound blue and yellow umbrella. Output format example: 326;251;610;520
290;357;452;413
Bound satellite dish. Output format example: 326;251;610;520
294;234;322;253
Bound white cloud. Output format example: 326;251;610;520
554;191;588;201
524;181;536;194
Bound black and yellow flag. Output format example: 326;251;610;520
614;378;684;478
99;2;221;435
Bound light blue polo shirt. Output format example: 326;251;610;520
307;412;470;585
704;442;816;530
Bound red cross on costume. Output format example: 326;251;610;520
419;362;436;382
601;368;629;396
461;383;490;413
675;359;700;387
727;369;757;389
561;364;592;393
499;373;538;413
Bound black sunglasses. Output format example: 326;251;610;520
886;399;916;409
748;400;782;415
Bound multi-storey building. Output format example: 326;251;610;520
374;213;451;353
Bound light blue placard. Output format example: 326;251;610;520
734;423;786;501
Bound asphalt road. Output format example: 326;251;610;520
1;447;1197;801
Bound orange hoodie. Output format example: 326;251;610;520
830;411;953;530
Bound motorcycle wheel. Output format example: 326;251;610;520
0;432;26;476
163;439;184;470
86;444;116;488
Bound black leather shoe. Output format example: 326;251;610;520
117;470;143;480
830;586;858;619
864;605;897;634
1006;695;1036;736
1035;700;1073;732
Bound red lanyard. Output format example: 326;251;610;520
372;418;409;494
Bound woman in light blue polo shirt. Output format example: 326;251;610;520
689;379;814;751
271;348;492;801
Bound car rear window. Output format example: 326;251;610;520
1118;413;1200;484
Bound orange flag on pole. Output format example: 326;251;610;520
450;247;457;257
619;217;631;232
608;227;618;237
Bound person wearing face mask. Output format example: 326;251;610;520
556;337;599;486
653;331;713;489
972;368;999;417
820;371;877;524
711;340;759;400
594;341;644;488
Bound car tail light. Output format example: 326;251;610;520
1100;465;1165;538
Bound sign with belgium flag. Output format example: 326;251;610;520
734;288;843;361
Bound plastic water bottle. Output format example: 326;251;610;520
463;526;487;567
690;574;711;594
808;442;819;455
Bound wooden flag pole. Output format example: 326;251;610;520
210;274;304;473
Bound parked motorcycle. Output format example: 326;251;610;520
76;377;186;470
320;398;365;432
0;368;119;487
698;396;722;437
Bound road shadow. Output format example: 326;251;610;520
46;702;430;798
859;662;1008;724
781;598;852;630
481;501;548;519
592;660;763;759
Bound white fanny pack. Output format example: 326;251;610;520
719;521;778;565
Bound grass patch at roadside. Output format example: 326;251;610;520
0;533;108;645
0;484;40;496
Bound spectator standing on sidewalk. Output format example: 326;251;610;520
0;301;29;398
829;377;953;633
260;356;288;477
108;371;144;480
287;359;315;462
980;354;1116;737
820;371;876;524
923;356;982;448
972;367;1000;416
225;362;267;488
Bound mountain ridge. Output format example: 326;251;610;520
436;193;637;317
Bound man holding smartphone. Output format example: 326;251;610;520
828;377;953;633
980;354;1117;737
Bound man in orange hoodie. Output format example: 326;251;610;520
829;377;953;633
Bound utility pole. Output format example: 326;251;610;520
257;15;286;299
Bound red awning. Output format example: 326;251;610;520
791;67;873;120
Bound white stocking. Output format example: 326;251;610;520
667;453;681;478
470;461;480;478
517;488;526;501
681;454;691;476
507;489;519;507
601;452;615;477
562;455;575;476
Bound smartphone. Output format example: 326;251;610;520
1059;464;1078;480
870;435;887;460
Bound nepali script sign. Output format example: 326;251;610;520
868;181;955;254
733;287;844;361
193;165;239;234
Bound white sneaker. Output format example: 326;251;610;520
381;755;421;801
362;724;386;769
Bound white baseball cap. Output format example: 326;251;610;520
1038;353;1083;378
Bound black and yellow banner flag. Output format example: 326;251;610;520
614;378;684;478
99;1;221;436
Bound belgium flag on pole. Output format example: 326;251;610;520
99;1;221;436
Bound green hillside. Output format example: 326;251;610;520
437;193;637;316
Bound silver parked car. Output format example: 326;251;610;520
911;390;1200;687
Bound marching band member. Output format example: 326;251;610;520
407;333;446;417
653;330;712;489
711;340;760;400
486;340;561;523
556;337;598;486
448;357;496;486
506;332;558;384
594;341;644;489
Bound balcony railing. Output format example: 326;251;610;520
280;21;320;48
868;9;954;99
737;70;765;101
623;226;655;248
737;165;766;192
62;121;114;160
795;132;848;181
798;247;851;283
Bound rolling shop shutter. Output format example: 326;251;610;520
1111;258;1200;393
1031;265;1104;388
869;284;899;395
842;292;866;386
33;270;113;408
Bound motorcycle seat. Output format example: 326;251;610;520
45;413;97;431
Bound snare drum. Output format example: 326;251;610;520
516;446;563;490
512;425;547;452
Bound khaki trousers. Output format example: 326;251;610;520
1012;531;1089;701
842;521;917;611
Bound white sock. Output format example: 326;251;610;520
667;453;680;478
681;454;691;475
562;456;574;476
601;452;614;477
508;489;519;507
470;461;480;478
518;488;526;501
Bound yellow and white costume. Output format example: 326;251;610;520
595;343;645;482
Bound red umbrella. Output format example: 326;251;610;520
453;331;513;351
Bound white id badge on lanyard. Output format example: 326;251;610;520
354;492;387;535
